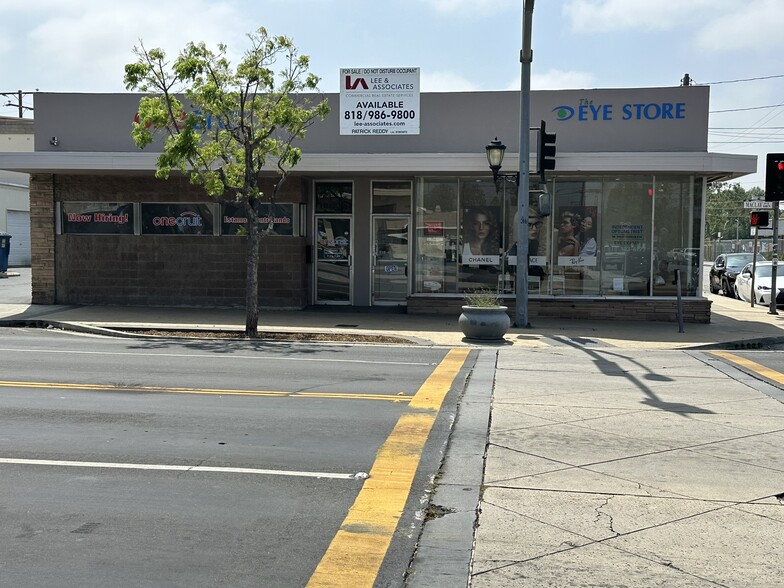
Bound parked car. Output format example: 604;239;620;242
669;247;701;265
709;253;764;298
734;262;784;306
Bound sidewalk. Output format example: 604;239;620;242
4;263;784;349
3;291;784;349
471;345;784;587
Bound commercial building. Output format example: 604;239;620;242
0;116;33;267
0;86;755;321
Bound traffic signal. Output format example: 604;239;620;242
750;211;770;226
765;153;784;201
537;120;556;181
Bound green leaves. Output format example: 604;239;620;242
706;182;762;239
124;28;329;203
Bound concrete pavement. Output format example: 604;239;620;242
471;347;784;587
2;268;784;587
5;265;784;349
4;287;784;350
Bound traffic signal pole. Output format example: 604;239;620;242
765;153;784;315
769;205;779;315
751;226;759;308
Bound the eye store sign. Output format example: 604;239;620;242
142;204;214;235
62;202;134;234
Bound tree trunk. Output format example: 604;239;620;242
245;222;261;338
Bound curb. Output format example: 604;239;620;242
0;318;433;346
0;319;146;339
405;349;496;587
685;335;784;350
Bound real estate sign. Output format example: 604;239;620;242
340;67;420;136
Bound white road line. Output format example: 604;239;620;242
0;347;432;366
0;457;358;480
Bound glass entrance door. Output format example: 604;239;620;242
372;217;409;304
315;216;352;303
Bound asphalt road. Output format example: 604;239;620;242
0;328;475;587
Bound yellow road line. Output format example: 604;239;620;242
306;348;470;588
0;381;411;403
711;351;784;385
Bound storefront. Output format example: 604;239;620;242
0;86;755;321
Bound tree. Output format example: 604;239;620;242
705;182;762;240
123;28;329;337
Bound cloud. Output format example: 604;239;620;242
0;28;10;59
562;0;784;58
421;71;481;92
24;1;249;92
501;69;596;91
563;0;736;33
421;0;518;15
694;0;784;52
531;69;596;91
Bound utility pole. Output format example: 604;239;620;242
1;90;34;118
515;0;535;328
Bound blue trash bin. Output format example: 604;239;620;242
0;233;11;272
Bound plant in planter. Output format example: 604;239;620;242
459;288;511;340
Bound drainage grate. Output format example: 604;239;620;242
334;324;358;328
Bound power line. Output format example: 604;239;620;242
704;74;784;85
710;104;784;114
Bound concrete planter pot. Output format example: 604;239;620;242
458;305;511;340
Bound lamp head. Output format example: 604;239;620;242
485;137;506;172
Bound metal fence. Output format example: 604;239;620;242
704;238;783;261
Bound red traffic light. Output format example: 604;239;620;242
750;211;770;226
766;153;784;201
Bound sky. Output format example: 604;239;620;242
1;0;783;188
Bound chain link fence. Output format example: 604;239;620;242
704;238;783;262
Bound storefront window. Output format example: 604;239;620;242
499;178;549;294
415;179;459;293
414;177;514;294
221;202;296;236
372;181;411;214
61;202;134;234
551;180;603;296
652;177;700;296
413;174;700;299
595;177;653;296
459;178;505;292
315;181;353;214
141;203;214;235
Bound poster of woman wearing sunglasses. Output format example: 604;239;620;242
557;206;597;267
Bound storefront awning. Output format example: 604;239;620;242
0;150;756;182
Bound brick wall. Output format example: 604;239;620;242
54;234;307;307
30;173;55;303
408;296;712;323
38;174;308;308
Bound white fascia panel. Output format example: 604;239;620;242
0;150;757;180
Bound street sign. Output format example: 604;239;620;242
744;200;775;209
